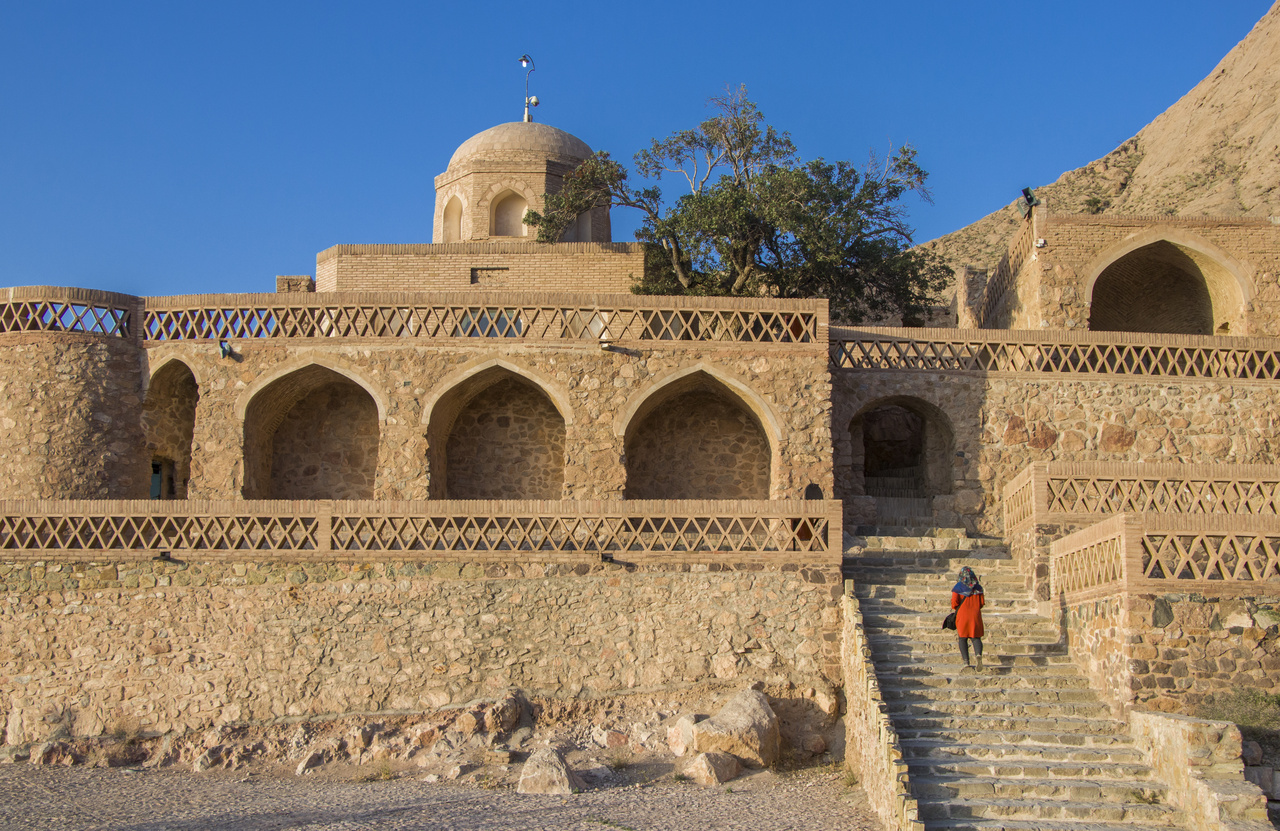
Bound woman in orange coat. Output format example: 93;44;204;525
951;566;985;670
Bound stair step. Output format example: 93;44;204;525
896;728;1138;749
912;775;1169;807
881;687;1102;705
917;796;1178;824
917;821;1182;831
906;758;1155;780
893;713;1129;733
900;741;1145;765
883;673;1092;691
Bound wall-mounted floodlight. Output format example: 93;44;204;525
1016;186;1042;218
519;54;538;122
219;340;234;359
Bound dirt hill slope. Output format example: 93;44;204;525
928;2;1280;274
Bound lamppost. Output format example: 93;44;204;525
519;54;539;122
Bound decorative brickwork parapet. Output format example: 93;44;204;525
1003;462;1280;531
830;326;1280;380
0;498;842;567
0;285;137;342
141;291;826;345
1050;513;1280;602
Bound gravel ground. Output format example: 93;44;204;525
0;764;884;831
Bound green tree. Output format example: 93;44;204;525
525;86;951;324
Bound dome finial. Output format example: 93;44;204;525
518;54;539;123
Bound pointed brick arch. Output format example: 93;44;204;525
1084;229;1253;336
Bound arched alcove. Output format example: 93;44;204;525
142;360;199;499
426;368;566;499
1087;240;1245;335
849;397;954;524
491;191;529;238
624;373;771;499
442;196;463;242
242;366;380;499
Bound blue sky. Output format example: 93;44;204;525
1;1;1272;298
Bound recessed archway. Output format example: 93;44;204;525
425;365;566;499
1086;238;1248;336
491;191;529;238
142;359;200;499
623;371;772;500
242;365;380;500
442;196;463;242
849;396;954;524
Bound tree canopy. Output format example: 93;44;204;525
525;87;951;324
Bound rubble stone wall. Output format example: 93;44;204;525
268;381;380;500
1064;591;1280;715
153;340;831;504
0;558;842;745
444;377;566;499
0;334;149;500
832;370;1280;534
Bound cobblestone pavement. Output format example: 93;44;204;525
0;765;883;831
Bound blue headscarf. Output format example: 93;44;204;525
952;566;983;598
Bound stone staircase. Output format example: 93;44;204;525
844;528;1190;830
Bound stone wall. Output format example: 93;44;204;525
840;593;923;831
444;377;566;499
0;334;148;500
152;339;830;504
625;388;771;499
1128;711;1272;831
832;370;1280;534
0;557;842;745
1064;591;1280;715
268;381;379;500
315;243;644;294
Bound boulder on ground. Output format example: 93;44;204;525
685;751;741;786
295;750;324;776
485;696;521;733
517;747;586;795
30;741;76;766
667;714;701;756
691;689;780;768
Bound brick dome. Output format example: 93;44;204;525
448;122;592;168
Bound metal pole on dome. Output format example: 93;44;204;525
519;54;538;122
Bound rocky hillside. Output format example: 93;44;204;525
927;1;1280;273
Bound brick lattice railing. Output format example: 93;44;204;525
0;286;135;339
141;292;822;344
1050;514;1280;602
0;499;841;564
830;326;1280;379
1003;462;1280;533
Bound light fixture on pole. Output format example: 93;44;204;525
519;54;538;122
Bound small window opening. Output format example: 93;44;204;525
150;458;177;499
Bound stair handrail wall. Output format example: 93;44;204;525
1129;711;1273;831
1003;462;1280;603
839;588;924;831
1050;513;1280;602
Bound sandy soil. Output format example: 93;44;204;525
0;761;884;831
